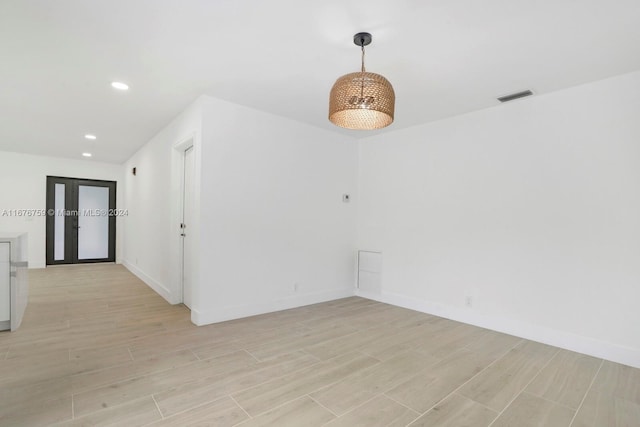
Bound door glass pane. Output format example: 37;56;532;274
78;185;109;260
54;183;65;261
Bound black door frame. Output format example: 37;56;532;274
46;176;117;265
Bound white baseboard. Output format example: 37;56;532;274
29;262;46;269
122;260;179;305
30;259;121;269
191;288;355;326
356;289;640;369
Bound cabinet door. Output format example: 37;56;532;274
0;243;10;324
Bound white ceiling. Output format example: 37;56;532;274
1;0;640;164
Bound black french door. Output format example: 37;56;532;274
45;176;116;265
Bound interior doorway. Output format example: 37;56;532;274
45;176;116;265
181;146;195;308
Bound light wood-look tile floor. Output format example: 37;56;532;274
1;264;639;426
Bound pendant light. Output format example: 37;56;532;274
329;32;395;130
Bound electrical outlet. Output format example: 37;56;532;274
465;296;473;308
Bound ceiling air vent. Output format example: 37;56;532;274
497;90;534;103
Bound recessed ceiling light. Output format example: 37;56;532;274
111;81;129;91
84;134;97;140
82;152;92;157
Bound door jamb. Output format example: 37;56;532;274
172;135;195;306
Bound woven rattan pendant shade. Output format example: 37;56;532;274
329;32;395;130
329;72;395;129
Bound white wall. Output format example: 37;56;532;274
122;100;202;304
122;96;358;324
357;70;640;368
0;151;124;268
193;97;358;324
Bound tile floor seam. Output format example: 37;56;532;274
229;356;379;419
487;347;561;427
184;357;326;404
229;394;253;422
242;348;261;363
298;348;322;362
452;391;500;414
330;392;387;420
189;345;246;362
240;347;268;363
382;392;423;417
68;395;151;423
385;353;449;393
234;392;314;419
302;330;374;356
151;394;164;419
462;337;524;353
69;350;208;395
568;358;604;427
143;395;240;426
360;345;414;362
521;390;580;412
410;336;526;419
188;347;201;360
306;394;340;418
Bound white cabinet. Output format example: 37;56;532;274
0;243;10;326
0;233;28;331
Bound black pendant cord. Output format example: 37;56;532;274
360;41;366;101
